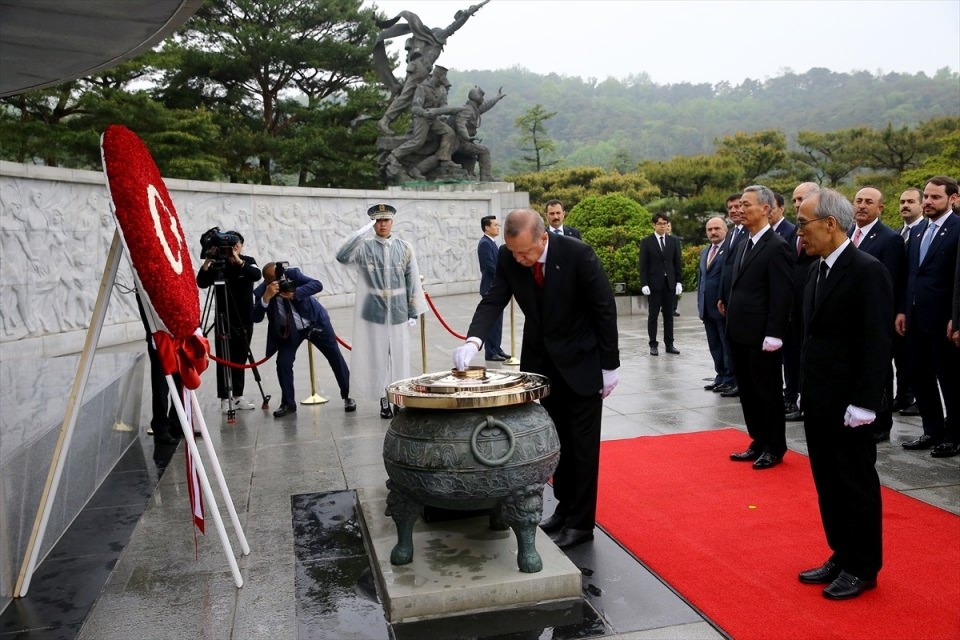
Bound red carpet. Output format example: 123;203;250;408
596;429;960;640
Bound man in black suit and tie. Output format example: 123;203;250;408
697;217;735;392
453;209;620;550
848;187;905;442
477;215;510;361
795;188;892;601
253;263;355;418
639;213;683;356
716;193;746;397
544;199;581;239
893;188;924;415
896;175;960;457
726;185;793;469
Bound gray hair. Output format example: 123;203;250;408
504;209;545;238
812;188;854;230
743;184;776;209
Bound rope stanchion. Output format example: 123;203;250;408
425;291;467;341
301;344;328;405
337;335;352;350
209;353;273;368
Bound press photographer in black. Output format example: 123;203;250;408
196;228;262;413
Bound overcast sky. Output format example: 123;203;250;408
363;0;960;86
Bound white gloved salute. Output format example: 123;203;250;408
761;336;783;352
641;285;651;296
675;283;683;295
453;337;481;371
600;369;619;398
357;219;376;235
843;405;876;428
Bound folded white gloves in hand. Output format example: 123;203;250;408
675;283;683;295
408;318;417;327
843;405;876;428
641;286;651;296
453;340;479;371
601;369;619;398
761;336;783;352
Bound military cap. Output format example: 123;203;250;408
367;203;396;220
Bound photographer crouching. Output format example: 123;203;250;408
252;262;356;417
197;228;262;413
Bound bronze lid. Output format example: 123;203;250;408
386;367;550;409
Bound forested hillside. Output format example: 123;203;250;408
444;66;960;173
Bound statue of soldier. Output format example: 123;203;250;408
386;66;459;181
452;85;505;182
373;1;490;135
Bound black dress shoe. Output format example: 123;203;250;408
712;383;730;393
931;441;960;458
899;402;920;416
649;346;659;356
343;397;357;412
753;452;783;469
153;431;179;446
704;382;720;391
665;345;680;354
553;528;594;550
872;429;891;443
539;512;565;533
784;403;804;421
730;448;761;461
486;353;508;362
798;560;840;584
720;386;740;397
273;404;296;418
903;434;940;450
823;571;877;600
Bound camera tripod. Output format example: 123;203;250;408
201;269;270;422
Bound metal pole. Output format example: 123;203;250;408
420;276;428;374
301;343;328;405
504;298;520;366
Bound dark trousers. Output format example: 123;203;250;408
647;279;676;347
804;405;882;579
782;316;802;405
276;320;350;407
214;323;252;399
539;365;603;531
892;333;913;402
703;315;735;386
731;342;787;456
484;310;504;359
908;326;960;442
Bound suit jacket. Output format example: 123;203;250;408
801;244;893;412
696;242;726;321
848;221;905;305
477;234;498;295
252;267;330;357
466;234;619;396
726;229;793;346
774;218;797;248
718;224;747;304
953;243;960;330
901;213;960;331
638;233;682;291
550;225;581;239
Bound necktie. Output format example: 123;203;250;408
659;235;665;251
740;239;753;267
796;235;804;256
554;228;562;235
900;226;910;241
853;227;863;247
278;299;295;339
706;244;719;268
815;261;829;308
532;261;544;288
918;222;937;264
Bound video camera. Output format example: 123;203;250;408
274;261;297;294
200;227;241;260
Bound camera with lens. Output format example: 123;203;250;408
274;261;297;294
200;227;241;261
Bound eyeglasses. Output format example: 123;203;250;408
796;215;832;229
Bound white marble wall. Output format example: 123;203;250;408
0;161;528;357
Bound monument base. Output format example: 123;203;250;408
356;485;582;624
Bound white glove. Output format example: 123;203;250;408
359;219;376;234
408;317;417;327
453;340;480;371
796;395;801;411
600;369;619;398
675;283;683;295
843;404;876;428
761;336;783;352
641;285;651;296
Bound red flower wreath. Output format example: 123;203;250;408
100;124;200;338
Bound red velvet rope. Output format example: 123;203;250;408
208;353;274;369
425;292;467;340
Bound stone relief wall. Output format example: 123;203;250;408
0;162;527;355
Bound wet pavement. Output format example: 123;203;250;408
1;293;957;639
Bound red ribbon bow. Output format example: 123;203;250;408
153;331;209;390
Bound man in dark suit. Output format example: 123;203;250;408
477;215;509;361
782;182;821;421
795;188;892;601
697;217;735;392
893;188;925;414
544;199;581;239
951;244;960;347
639;213;683;355
252;263;355;418
716;193;746;397
770;192;797;245
848;187;906;442
896;176;960;457
453;209;620;550
725;185;793;469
